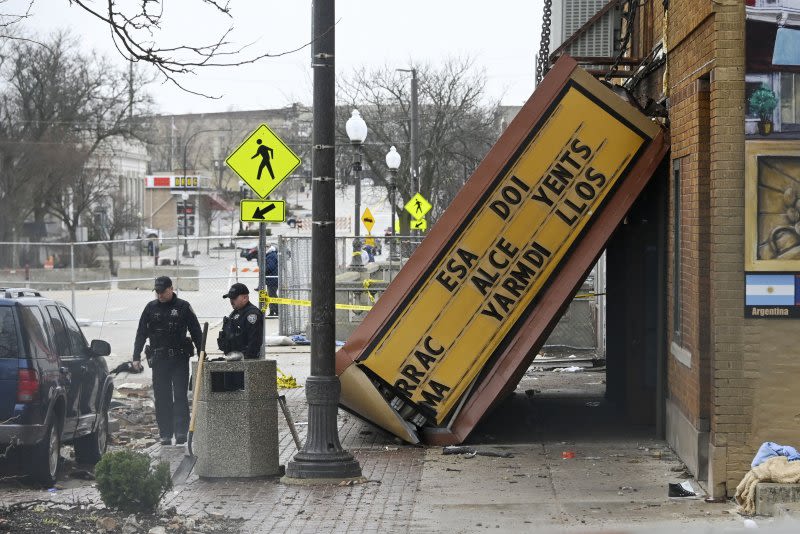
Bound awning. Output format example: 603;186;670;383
207;193;234;211
748;20;800;73
774;27;800;66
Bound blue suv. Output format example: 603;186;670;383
0;288;114;485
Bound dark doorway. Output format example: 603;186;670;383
469;163;669;444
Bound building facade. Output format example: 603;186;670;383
547;0;800;497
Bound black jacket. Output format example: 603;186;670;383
218;301;264;359
133;294;202;361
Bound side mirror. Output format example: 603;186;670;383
90;339;111;357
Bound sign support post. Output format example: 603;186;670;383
257;222;266;359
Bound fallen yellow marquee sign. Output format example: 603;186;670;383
335;56;669;445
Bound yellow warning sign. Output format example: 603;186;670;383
410;217;427;231
361;207;376;234
226;124;301;199
405;193;431;219
240;200;286;223
361;80;658;423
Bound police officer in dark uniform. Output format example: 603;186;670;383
217;283;263;360
131;276;202;445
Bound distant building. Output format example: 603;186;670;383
549;0;623;76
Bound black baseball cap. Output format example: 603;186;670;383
223;282;249;299
154;276;172;292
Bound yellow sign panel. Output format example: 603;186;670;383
410;217;427;231
405;193;432;219
226;124;301;199
361;207;375;234
361;84;650;423
240;200;286;222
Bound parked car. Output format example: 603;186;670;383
0;288;114;485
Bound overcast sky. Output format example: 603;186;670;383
11;1;545;115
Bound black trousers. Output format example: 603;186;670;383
152;355;190;439
266;283;278;316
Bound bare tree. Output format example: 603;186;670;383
92;189;139;276
337;58;501;232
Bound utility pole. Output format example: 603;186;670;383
410;69;419;194
284;0;362;483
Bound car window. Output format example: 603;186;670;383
0;307;19;359
59;306;89;357
46;305;71;358
19;305;55;361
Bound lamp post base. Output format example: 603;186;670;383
283;454;364;481
283;375;363;482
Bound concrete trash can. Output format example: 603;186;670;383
193;359;279;478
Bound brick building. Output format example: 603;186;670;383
547;0;800;498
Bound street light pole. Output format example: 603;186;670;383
284;0;362;483
346;110;367;271
397;68;419;193
385;146;401;264
180;192;190;257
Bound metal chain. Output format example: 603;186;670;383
536;0;553;86
604;0;639;82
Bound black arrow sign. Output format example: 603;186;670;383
413;220;424;228
252;204;276;220
363;217;374;223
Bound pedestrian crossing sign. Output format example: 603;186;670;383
226;123;301;199
404;192;431;219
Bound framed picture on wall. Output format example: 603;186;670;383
745;140;800;272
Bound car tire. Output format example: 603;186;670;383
74;408;109;465
30;420;60;486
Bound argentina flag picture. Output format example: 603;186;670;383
745;273;800;318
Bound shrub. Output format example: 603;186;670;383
94;450;172;513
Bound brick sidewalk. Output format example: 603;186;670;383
0;385;424;534
159;387;424;533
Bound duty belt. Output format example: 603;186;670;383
152;347;182;357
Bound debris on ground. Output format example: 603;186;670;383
0;501;243;534
277;367;301;389
442;446;514;458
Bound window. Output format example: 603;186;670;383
672;159;682;346
20;306;54;360
0;307;18;359
60;307;89;357
780;73;800;130
46;305;70;357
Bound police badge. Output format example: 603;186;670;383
247;313;258;324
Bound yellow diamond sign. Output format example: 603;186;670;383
361;207;375;234
226;124;301;199
404;192;432;219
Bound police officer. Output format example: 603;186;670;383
131;276;202;446
217;283;263;360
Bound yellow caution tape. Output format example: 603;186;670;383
260;295;373;312
277;367;300;389
573;292;607;299
363;279;376;303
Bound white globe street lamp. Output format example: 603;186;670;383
346;110;368;271
385;146;401;263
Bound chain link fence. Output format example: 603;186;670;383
0;237;604;356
